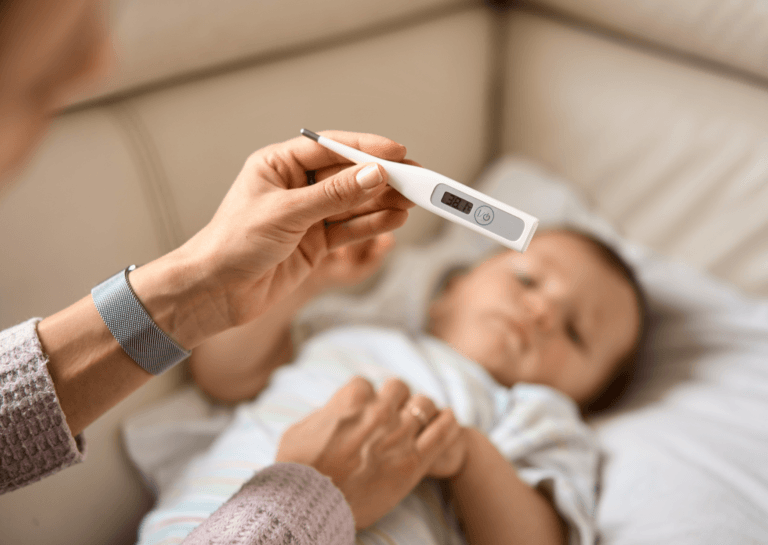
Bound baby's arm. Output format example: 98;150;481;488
189;281;311;402
446;428;566;545
190;235;395;402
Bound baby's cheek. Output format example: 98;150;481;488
530;342;572;388
483;333;520;387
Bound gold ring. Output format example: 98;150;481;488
410;405;430;427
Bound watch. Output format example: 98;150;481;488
91;265;191;375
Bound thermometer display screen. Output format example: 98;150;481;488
441;191;473;214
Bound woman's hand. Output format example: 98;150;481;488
276;376;463;530
130;131;415;349
191;131;413;330
299;160;420;297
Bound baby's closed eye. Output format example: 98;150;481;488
566;322;583;345
514;271;536;287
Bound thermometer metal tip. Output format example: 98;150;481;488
300;128;320;142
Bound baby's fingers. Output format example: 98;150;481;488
415;408;461;468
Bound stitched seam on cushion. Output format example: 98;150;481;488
110;103;186;252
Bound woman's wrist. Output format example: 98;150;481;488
129;237;327;358
38;295;154;436
126;247;228;350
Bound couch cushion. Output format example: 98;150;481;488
0;110;167;328
124;7;494;247
526;0;768;81
0;109;187;545
85;0;473;102
503;11;768;296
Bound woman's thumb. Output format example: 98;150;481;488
286;163;386;228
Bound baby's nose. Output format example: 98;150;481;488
525;292;561;333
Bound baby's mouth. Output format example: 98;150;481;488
502;316;530;350
488;312;530;355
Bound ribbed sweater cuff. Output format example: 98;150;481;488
0;318;86;494
182;462;355;545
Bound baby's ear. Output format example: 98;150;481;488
431;264;471;300
444;267;469;290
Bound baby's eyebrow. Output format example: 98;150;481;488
539;253;555;266
537;253;568;277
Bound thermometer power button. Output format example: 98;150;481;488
474;205;494;226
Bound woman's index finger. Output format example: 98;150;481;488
282;130;408;172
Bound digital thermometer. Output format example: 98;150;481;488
301;129;539;252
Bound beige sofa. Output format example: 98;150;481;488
2;0;768;543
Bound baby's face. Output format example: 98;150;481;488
428;231;640;404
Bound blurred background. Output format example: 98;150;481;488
2;0;768;542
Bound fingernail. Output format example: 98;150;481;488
356;164;383;189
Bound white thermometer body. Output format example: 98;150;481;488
301;129;539;252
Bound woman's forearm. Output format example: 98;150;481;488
37;250;218;436
35;235;318;434
448;429;566;545
38;294;152;437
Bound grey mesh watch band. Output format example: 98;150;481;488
92;265;191;375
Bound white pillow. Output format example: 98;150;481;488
590;236;768;544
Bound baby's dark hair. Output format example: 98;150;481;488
0;1;12;30
552;227;648;414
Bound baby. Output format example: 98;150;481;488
428;228;644;412
135;228;644;545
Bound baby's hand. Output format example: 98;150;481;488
305;233;395;293
276;377;462;530
427;426;470;478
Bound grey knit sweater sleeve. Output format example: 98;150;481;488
182;462;356;545
1;318;356;542
1;319;356;542
0;318;86;493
